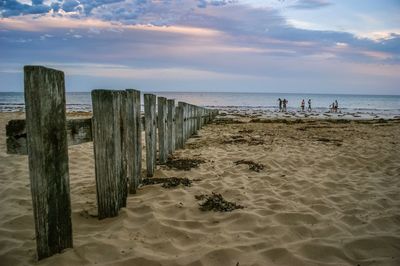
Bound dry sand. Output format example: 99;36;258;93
0;112;399;266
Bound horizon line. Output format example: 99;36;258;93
2;91;400;97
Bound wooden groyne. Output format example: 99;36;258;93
5;66;218;260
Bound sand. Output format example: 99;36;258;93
0;112;399;266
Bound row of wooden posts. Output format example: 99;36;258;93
14;66;218;260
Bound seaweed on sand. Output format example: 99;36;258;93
234;160;265;172
314;138;343;146
221;135;247;144
142;177;192;188
248;137;264;145
165;158;205;171
195;193;244;212
222;135;264;145
238;129;254;134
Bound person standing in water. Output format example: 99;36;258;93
335;100;338;112
278;98;282;112
308;99;312;112
283;99;288;112
301;99;305;112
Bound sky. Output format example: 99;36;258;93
0;0;399;94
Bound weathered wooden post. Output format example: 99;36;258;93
144;94;157;177
92;90;126;219
193;105;197;134
188;104;192;136
195;107;198;131
167;99;176;154
183;103;190;142
189;105;193;136
186;104;189;138
157;97;168;164
196;106;201;131
24;66;73;260
181;102;185;143
119;91;128;208
175;104;183;149
126;89;142;194
200;107;204;128
190;105;195;135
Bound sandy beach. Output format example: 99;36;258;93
0;112;399;266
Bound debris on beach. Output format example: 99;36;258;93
222;134;264;145
214;117;244;124
314;137;343;146
234;160;265;172
250;118;304;124
165;157;205;171
238;129;254;134
186;142;203;149
195;193;244;212
248;137;264;145
142;177;192;188
222;135;247;144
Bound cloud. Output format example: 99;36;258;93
61;0;81;13
1;2;399;65
290;0;332;9
197;0;236;8
0;0;399;94
0;0;51;17
0;0;126;18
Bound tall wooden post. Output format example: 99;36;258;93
196;106;201;131
184;103;189;141
144;94;157;177
167;99;175;154
187;104;191;136
175;104;183;149
92;90;126;219
187;104;191;137
24;66;73;260
192;105;196;135
157;97;168;164
190;105;194;136
119;91;128;208
200;107;204;128
126;90;142;194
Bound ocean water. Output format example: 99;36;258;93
1;92;400;116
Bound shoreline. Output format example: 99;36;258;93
3;109;400;121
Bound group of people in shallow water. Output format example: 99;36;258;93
278;98;289;112
278;98;339;113
300;99;312;112
330;100;339;113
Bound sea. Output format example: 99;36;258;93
1;92;400;117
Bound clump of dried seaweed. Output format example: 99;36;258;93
222;134;265;146
238;129;254;134
165;158;205;171
248;137;264;145
234;160;265;172
222;137;247;144
314;137;343;146
195;193;244;212
142;177;192;188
